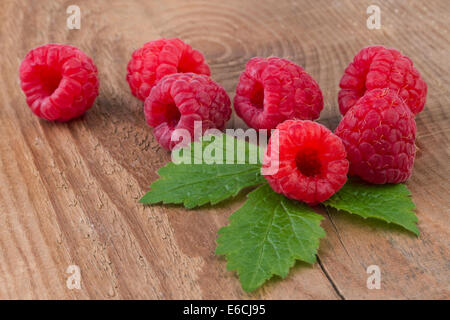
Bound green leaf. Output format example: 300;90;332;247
324;179;419;235
140;134;265;208
216;184;325;292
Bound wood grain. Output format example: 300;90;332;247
0;0;449;299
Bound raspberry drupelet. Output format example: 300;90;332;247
234;57;323;130
338;46;427;116
262;120;349;205
126;38;211;101
19;44;99;121
144;73;231;150
335;88;417;184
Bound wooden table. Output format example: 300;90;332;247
1;0;449;299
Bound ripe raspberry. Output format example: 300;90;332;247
234;57;323;130
19;44;99;121
262;120;349;205
338;46;427;116
126;38;211;101
335;88;416;184
144;73;231;150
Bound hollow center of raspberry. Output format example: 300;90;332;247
250;82;264;109
178;53;197;73
165;103;181;128
295;148;322;177
37;66;62;96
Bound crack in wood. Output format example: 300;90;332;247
317;256;345;300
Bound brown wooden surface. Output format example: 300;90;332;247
0;0;449;299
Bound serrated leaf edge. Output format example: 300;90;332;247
216;185;326;292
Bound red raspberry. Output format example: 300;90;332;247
335;88;416;184
234;57;323;130
262;120;349;205
19;44;99;121
144;73;231;150
126;38;211;101
338;46;427;116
